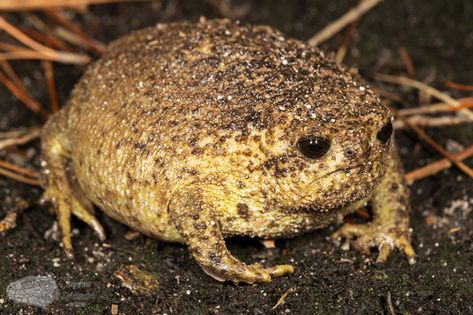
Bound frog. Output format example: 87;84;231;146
39;18;416;284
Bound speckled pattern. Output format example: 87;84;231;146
40;18;415;283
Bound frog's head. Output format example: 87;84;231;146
257;81;393;211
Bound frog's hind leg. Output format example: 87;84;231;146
41;116;105;258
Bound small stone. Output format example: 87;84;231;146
52;258;61;268
341;242;350;251
111;303;119;315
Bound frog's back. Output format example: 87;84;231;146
66;20;369;172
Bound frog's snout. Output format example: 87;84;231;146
343;143;370;162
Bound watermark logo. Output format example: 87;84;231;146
6;276;99;308
60;280;97;307
6;275;60;308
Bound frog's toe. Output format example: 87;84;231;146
332;223;416;263
54;197;74;259
389;234;416;265
240;263;294;283
332;223;372;252
248;263;294;281
374;233;416;264
238;265;289;283
240;265;272;283
71;198;106;241
265;264;295;277
202;263;268;283
332;222;365;240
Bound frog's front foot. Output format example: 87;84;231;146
202;260;294;284
169;186;294;283
332;222;416;264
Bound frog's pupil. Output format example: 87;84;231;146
297;137;330;159
376;121;393;143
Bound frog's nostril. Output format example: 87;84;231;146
345;148;356;159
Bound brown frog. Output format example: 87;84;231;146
40;18;415;284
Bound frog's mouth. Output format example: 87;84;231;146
307;164;364;186
322;164;364;178
304;162;384;210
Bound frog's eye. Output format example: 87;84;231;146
297;137;330;159
376;121;393;144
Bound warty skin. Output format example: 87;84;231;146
40;18;415;283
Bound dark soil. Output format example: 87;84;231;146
1;1;472;314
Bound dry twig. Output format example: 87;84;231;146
375;73;473;121
0;70;49;117
19;27;73;51
0;17;90;64
372;86;403;102
0;49;84;63
0;167;41;186
393;115;471;129
308;0;383;46
405;144;473;183
335;18;358;64
44;10;106;55
445;81;473;91
206;0;252;20
52;26;94;50
0;60;29;94
0;160;39;179
0;128;41;150
399;47;415;77
272;287;297;310
376;75;473;180
0;0;149;11
386;291;396;315
396;113;473;179
42;61;60;112
397;97;473;116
